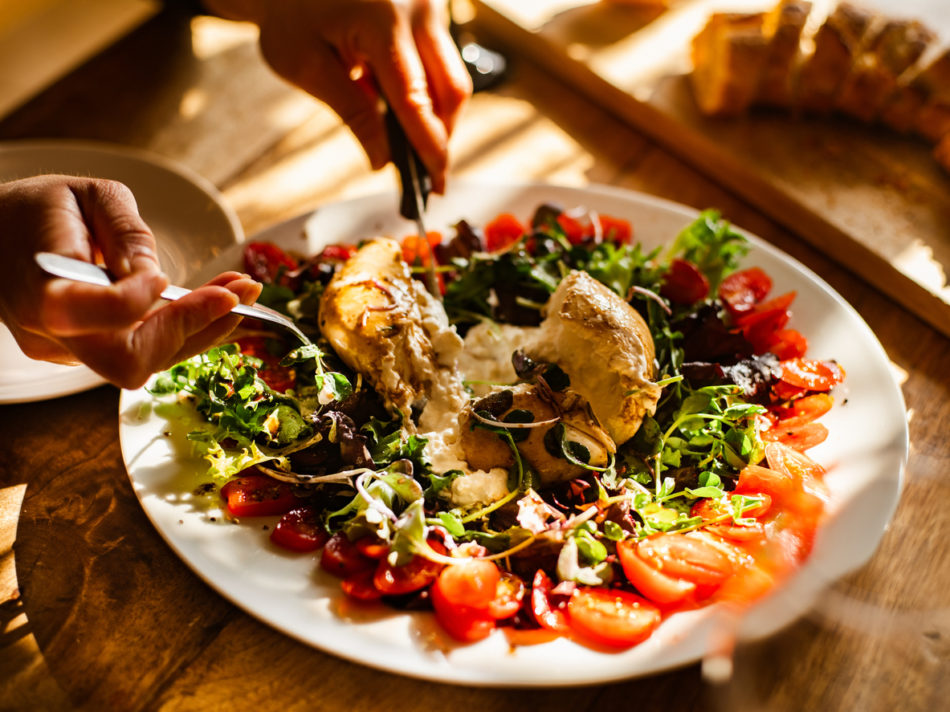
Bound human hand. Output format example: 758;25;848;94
0;175;262;389
203;0;472;193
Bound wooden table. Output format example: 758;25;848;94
1;8;948;712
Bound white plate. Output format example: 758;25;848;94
0;140;243;404
119;182;907;687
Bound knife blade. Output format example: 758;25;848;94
383;104;441;298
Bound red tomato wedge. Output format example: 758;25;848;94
566;587;661;648
340;569;383;602
354;536;390;560
530;570;571;633
770;393;834;428
321;533;374;578
236;336;296;392
373;550;445;596
719;267;772;316
557;213;587;245
617;537;694;606
270;506;328;552
762;421;829;451
484;213;525;251
596;214;633;244
243;242;298;287
768;328;808;360
734;291;796;327
220;472;298;518
777;358;845;392
487;572;526;620
401;231;442;266
661;258;710;305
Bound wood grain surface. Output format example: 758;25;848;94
472;0;950;337
1;7;949;712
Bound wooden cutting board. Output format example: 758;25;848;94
471;0;950;337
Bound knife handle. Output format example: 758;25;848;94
384;104;431;221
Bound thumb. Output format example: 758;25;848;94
71;178;165;281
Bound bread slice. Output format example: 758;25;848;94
880;47;950;133
797;2;876;114
917;99;950;143
836;19;935;122
690;12;770;117
934;132;950;174
756;0;813;108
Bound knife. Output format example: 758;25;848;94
383;103;441;299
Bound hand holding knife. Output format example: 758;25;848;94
383;103;442;299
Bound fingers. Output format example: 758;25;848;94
360;12;451;192
409;0;471;139
58;274;262;389
259;23;390;170
70;179;162;279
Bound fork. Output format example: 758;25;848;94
35;252;311;345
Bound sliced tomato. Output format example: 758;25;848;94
430;580;496;642
596;214;633;244
530;570;571;634
776;358;845;392
556;213;587;245
769;393;834;429
484;213;526;251
690;494;772;542
637;534;734;589
734;291;796;327
401;231;442;267
220;472;298;518
340;569;383;602
566;587;661;648
243;242;298;287
269;506;328;552
764;442;828;498
236;336;295;392
318;244;356;262
714;559;776;604
320;533;374;578
487;572;526;620
768;328;808;360
719;267;772;317
762;421;829;451
432;559;500;609
772;379;807;402
616;538;695;606
373;540;447;596
661;258;710;305
354;536;390;560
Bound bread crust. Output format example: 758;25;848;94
756;0;813;108
797;2;876;114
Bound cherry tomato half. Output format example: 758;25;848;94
617;533;733;606
270;506;328;552
321;533;375;578
762;421;829;452
243;242;298;287
661;258;710;305
719;267;772;317
430;581;496;642
432;559;500;609
596;214;633;245
530;570;571;634
770;393;834;429
340;569;383;602
777;358;845;392
488;572;526;620
373;550;445;596
236;336;296;392
484;213;526;251
566;587;661;648
220;472;298;518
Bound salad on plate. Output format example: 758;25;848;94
148;202;844;650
